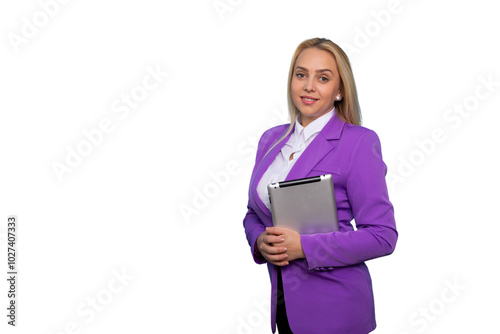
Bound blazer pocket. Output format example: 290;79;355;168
311;164;342;176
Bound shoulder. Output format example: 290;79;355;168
258;124;290;148
342;124;386;176
261;123;290;140
341;123;381;147
253;123;290;162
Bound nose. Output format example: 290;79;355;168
304;77;316;92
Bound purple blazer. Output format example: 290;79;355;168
243;112;398;333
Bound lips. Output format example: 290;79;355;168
300;95;318;105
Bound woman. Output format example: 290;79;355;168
243;37;398;333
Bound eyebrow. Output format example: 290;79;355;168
295;66;333;74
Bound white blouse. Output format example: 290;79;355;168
257;108;335;209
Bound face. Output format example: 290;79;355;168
291;47;342;127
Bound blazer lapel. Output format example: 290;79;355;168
286;112;346;180
251;128;294;217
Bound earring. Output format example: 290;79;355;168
336;95;341;100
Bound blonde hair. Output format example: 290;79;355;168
269;38;362;153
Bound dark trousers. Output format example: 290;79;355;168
276;267;293;334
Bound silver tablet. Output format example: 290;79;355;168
267;174;339;234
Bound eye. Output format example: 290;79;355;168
319;76;329;82
295;72;305;78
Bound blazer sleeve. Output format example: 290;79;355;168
300;129;398;269
243;206;267;264
242;128;280;265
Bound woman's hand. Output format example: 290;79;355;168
266;227;305;262
256;230;289;266
257;227;305;266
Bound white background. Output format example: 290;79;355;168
1;0;499;333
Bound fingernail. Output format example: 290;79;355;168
280;238;285;242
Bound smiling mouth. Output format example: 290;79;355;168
301;96;318;101
300;96;318;105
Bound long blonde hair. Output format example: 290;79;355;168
269;38;362;153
